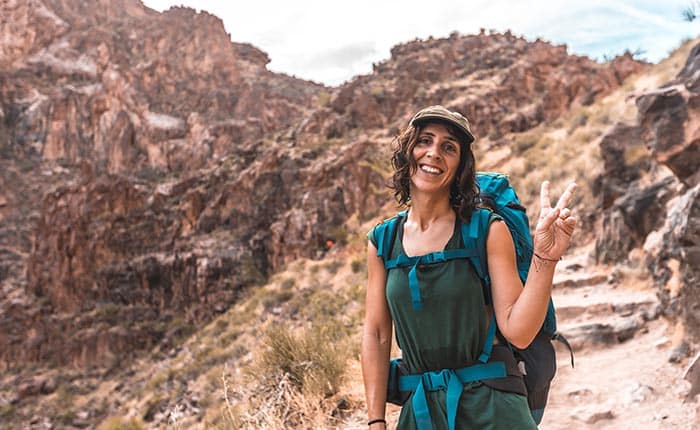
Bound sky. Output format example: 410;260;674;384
143;0;700;86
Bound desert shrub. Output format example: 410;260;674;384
96;416;145;430
0;404;14;419
230;323;348;429
257;323;346;398
316;91;332;107
350;258;364;274
567;109;589;133
513;133;539;153
280;277;296;290
323;260;343;275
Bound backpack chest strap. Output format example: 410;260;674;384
385;248;480;310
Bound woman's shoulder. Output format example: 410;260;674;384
366;211;407;248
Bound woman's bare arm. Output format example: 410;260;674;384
361;241;392;427
488;181;577;348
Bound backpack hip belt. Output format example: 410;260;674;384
390;314;511;430
399;361;507;430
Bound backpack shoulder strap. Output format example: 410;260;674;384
374;210;407;261
461;207;502;363
460;208;492;284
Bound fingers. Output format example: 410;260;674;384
540;181;551;210
560;215;577;234
539;206;560;231
555;182;577;211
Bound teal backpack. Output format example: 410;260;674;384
376;172;573;428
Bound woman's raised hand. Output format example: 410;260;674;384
533;181;577;261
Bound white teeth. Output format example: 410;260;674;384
420;165;442;174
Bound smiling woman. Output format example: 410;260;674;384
361;105;578;429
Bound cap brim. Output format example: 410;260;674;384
412;115;475;144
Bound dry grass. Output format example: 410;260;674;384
223;324;349;429
96;416;146;430
257;324;346;396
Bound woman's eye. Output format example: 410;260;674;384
418;138;430;145
443;144;457;152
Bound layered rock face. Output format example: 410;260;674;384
0;0;327;368
595;42;700;342
638;46;700;342
0;1;646;369
1;0;321;172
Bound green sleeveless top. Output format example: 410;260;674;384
368;215;537;429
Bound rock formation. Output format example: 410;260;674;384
595;41;700;342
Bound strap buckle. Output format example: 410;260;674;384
421;369;453;391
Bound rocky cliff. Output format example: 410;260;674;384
1;0;327;368
594;42;700;344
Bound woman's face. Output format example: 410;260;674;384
409;122;462;196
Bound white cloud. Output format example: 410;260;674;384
143;0;700;85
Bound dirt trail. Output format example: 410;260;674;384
541;255;699;429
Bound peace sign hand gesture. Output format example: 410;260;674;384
533;181;578;261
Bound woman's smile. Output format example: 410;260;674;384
418;164;443;175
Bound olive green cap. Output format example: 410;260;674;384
409;105;475;144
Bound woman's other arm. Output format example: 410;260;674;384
488;181;577;348
361;241;392;428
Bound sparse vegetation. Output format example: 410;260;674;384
96;417;146;430
280;277;296;290
350;257;364;274
315;91;332;107
0;404;14;419
567;109;589;133
322;260;343;275
257;323;346;396
146;368;175;391
223;322;350;428
683;1;700;21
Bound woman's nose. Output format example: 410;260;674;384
426;145;441;159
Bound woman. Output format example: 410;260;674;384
361;105;577;429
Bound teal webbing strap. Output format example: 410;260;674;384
408;261;423;311
384;253;417;269
468;210;482;239
375;222;387;258
399;362;507;430
380;219;395;259
445;371;463;430
412;379;432;430
376;211;406;259
398;361;506;391
385;249;477;270
453;361;506;382
478;313;497;363
461;211;490;281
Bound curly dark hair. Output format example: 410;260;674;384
389;119;479;221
